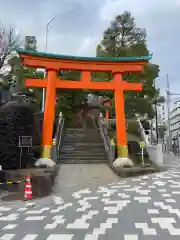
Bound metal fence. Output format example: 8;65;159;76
98;115;116;164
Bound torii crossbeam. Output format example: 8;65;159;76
17;48;152;164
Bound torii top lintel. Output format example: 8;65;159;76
16;48;152;91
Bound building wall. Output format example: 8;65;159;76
157;104;166;125
170;99;180;138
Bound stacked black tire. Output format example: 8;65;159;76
0;102;35;170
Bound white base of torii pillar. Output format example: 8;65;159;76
113;157;134;168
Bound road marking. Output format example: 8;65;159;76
3;224;17;230
44;215;65;229
22;235;38;240
25;216;45;220
135;222;157;235
67;210;98;229
84;218;118;239
124;235;138;240
25;207;49;214
0;214;19;221
0;207;12;212
47;234;74;240
0;234;15;240
147;209;159;214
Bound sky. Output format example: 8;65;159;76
1;0;180;96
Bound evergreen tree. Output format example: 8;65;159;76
95;11;160;118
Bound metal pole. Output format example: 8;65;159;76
153;78;159;143
166;74;172;152
41;17;55;112
155;100;159;143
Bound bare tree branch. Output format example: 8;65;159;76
0;22;19;70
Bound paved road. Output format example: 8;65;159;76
1;158;180;239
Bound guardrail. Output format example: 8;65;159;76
98;114;116;164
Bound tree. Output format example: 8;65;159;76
5;36;37;91
4;35;44;111
0;22;19;71
56;70;88;122
95;11;160;118
23;36;43;110
24;36;37;51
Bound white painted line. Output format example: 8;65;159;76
3;224;17;230
25;216;45;220
172;191;180;195
0;234;15;240
165;199;176;203
124;235;138;240
0;214;19;221
47;234;74;240
26;207;49;214
147;209;159;214
22;234;38;240
0;207;12;212
17;208;27;212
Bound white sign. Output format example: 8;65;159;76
18;136;32;148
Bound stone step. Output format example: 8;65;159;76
64;129;100;134
63;140;103;144
62;142;104;148
64;133;101;136
60;149;107;154
60;149;106;153
64;135;102;139
59;152;107;157
64;135;102;138
59;156;107;160
60;148;105;153
65;128;100;132
61;160;108;164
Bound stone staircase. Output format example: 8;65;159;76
59;128;108;164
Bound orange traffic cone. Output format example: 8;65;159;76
24;175;33;200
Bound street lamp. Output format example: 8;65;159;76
41;17;55;112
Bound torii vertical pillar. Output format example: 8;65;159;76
114;73;128;159
42;69;56;158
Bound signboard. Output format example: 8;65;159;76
140;141;145;149
18;136;32;148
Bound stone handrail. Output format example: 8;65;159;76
107;117;163;167
136;117;151;147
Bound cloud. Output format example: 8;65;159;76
77;37;99;55
1;0;180;94
98;0;180;93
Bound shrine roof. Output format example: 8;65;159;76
16;48;152;62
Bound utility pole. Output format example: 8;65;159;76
166;74;172;151
153;78;159;143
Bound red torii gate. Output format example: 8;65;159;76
17;48;151;163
